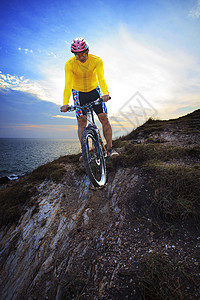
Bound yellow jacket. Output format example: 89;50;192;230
63;54;109;105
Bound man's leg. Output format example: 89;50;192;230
98;113;112;150
77;115;87;142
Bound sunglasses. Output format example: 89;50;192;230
74;51;88;58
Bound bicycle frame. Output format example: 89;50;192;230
68;98;105;158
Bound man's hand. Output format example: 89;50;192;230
101;94;110;102
60;105;69;112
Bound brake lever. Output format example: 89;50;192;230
94;96;111;105
67;105;74;112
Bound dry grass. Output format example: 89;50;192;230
107;142;199;169
31;161;66;183
141;254;199;300
146;163;200;225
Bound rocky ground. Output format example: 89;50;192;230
0;109;200;300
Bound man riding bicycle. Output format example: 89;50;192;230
60;37;118;157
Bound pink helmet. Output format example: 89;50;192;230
71;37;89;53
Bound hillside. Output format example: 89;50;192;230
0;109;200;300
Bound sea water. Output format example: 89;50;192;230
0;138;80;179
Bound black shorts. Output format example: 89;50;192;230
72;86;108;118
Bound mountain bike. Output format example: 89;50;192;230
67;98;109;188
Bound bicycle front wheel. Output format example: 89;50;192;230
81;129;106;187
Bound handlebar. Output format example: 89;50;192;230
66;96;111;112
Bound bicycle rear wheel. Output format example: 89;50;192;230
81;129;106;187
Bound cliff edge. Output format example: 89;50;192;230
0;109;200;300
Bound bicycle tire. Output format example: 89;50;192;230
81;129;106;187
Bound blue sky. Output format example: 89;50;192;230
0;0;200;138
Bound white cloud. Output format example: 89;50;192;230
38;66;65;104
18;47;33;54
91;26;200;119
52;115;76;120
189;0;200;18
0;68;64;105
0;72;49;100
18;47;57;58
47;51;57;58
